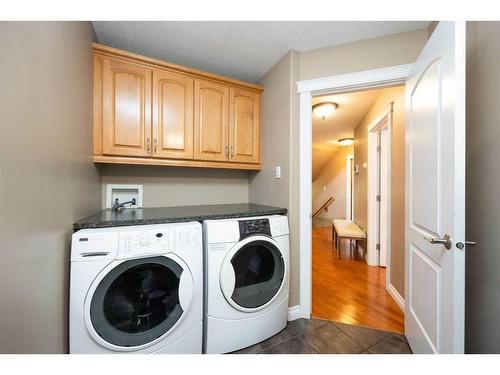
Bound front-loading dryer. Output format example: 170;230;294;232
203;215;289;353
70;222;202;354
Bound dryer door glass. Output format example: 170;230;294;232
90;256;184;348
230;240;285;309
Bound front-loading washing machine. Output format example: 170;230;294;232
203;215;289;353
70;221;202;354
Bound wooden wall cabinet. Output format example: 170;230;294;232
153;69;194;160
194;79;229;162
93;43;262;170
229;87;260;164
102;58;152;157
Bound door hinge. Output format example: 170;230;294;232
376;243;380;251
376;195;381;202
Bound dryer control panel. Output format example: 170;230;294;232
238;218;271;240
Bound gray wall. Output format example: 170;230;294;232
100;165;249;207
0;22;101;353
299;29;429;81
465;21;500;353
249;52;293;210
249;50;301;305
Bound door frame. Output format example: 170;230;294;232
345;154;354;221
366;104;393;267
297;64;413;319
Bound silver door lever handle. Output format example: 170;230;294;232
424;234;452;249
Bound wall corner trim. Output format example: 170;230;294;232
288;305;303;321
387;284;405;312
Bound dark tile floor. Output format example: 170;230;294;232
233;318;412;354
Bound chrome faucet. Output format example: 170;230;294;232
111;198;136;212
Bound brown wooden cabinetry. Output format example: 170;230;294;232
102;58;152;157
194;79;229;162
93;43;262;170
229;87;260;164
153;69;194;160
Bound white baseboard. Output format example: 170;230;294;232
288;305;302;321
387;283;405;312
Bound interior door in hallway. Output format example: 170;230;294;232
379;129;389;267
405;21;466;353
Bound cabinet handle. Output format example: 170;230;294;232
230;146;234;159
147;138;151;153
225;146;229;159
154;139;157;154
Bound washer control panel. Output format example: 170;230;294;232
117;226;198;258
238;218;271;240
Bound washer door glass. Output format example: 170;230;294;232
230;240;285;309
90;256;184;348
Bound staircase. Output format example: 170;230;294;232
312;196;335;218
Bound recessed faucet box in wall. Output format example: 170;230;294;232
105;184;143;209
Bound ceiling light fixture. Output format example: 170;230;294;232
338;138;354;147
312;102;338;120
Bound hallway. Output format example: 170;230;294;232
312;226;404;333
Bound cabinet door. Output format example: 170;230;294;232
229;88;260;164
102;58;152;157
193;80;229;161
152;69;194;159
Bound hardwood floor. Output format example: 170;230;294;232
312;226;405;333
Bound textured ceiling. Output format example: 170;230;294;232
92;21;429;83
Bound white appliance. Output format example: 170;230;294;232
203;215;289;353
70;222;203;354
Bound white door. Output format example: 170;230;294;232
405;21;465;353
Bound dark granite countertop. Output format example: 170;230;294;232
73;203;287;230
